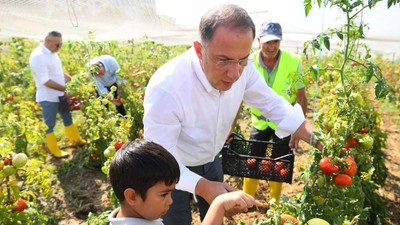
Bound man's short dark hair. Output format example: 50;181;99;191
45;31;62;40
199;4;255;45
109;139;180;202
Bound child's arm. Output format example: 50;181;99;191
202;191;264;225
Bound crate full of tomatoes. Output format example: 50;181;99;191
221;133;295;183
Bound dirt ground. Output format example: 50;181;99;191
51;107;399;225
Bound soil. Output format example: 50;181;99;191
50;107;399;225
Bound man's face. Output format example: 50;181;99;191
194;26;254;91
45;36;63;53
259;39;281;60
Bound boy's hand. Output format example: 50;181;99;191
218;191;264;216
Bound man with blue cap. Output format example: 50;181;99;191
242;21;308;204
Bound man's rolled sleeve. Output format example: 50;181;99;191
176;163;202;194
275;103;305;138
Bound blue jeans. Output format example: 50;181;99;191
40;101;73;134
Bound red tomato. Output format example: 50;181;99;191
346;138;358;148
7;94;13;101
246;158;257;169
319;157;339;175
343;156;357;177
258;160;273;173
73;102;81;110
359;127;367;134
274;161;287;174
13;198;27;212
281;214;299;224
280;168;289;177
114;141;124;150
332;173;352;187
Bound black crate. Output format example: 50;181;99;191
221;133;295;184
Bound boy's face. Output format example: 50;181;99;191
135;181;175;220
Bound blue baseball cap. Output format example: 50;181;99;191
259;21;282;43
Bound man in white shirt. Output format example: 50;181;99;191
29;31;85;158
143;4;322;225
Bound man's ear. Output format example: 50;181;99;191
193;41;203;60
124;188;140;206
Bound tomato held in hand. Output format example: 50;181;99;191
332;173;352;187
319;157;339;175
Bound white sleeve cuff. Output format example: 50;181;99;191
275;103;305;138
175;163;202;194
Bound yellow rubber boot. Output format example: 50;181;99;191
46;133;69;158
65;123;86;147
269;181;283;204
243;177;259;198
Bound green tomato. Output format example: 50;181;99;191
306;218;330;225
349;92;363;105
2;165;17;176
104;146;116;158
316;176;325;189
312;196;327;205
360;135;374;150
12;153;28;168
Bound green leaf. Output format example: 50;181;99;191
336;31;344;40
310;65;319;81
304;0;312;16
323;36;330;50
311;38;321;50
375;80;390;99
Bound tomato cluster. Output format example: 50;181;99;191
245;158;290;179
68;96;82;111
319;156;357;188
0;152;29;213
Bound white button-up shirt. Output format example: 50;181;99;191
143;47;304;194
29;43;65;102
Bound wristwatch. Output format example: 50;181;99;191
312;135;320;148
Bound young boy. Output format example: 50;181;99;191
108;140;263;225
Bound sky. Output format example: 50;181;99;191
155;0;400;42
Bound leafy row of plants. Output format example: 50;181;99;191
0;34;189;224
246;0;399;224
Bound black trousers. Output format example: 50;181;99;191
249;126;292;159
